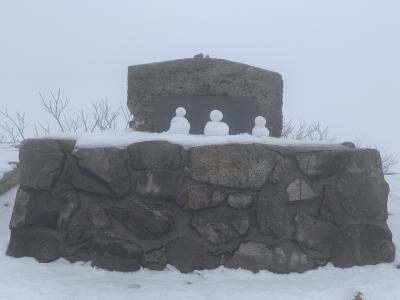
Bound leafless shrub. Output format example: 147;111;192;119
0;109;26;143
282;119;335;142
34;122;50;137
39;89;69;132
38;90;125;133
381;151;399;174
120;103;134;129
91;99;120;131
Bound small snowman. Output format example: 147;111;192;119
252;116;269;138
204;109;230;136
167;107;190;134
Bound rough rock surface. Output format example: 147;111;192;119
7;139;395;274
127;57;283;137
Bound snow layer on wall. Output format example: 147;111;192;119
42;130;337;149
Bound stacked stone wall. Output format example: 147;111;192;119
7;139;395;273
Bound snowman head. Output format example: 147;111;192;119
176;107;186;117
210;110;223;122
255;116;266;127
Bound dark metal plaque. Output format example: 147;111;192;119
153;96;259;134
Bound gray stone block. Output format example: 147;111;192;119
127;57;283;137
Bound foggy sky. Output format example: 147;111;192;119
1;0;399;169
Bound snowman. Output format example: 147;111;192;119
167;107;190;134
252;116;269;138
204;109;230;136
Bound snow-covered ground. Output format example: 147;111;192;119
0;145;399;300
0;144;18;180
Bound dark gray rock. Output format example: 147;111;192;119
19;139;75;190
127;141;184;170
136;170;184;200
85;240;143;272
269;240;316;273
336;150;389;221
116;201;173;239
342;141;356;148
7;226;61;263
270;156;289;184
177;182;225;210
257;192;289;238
87;203;111;230
296;151;340;179
294;211;336;260
192;218;235;244
226;240;316;273
331;224;395;268
286;178;318;202
128;57;283;137
192;209;249;244
227;193;253;209
166;238;219;272
10;188;71;230
62;155;116;197
74;147;130;196
189;144;282;188
225;241;273;272
320;185;347;226
142;248;167;270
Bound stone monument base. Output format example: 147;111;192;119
7;138;395;273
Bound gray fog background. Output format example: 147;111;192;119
1;0;399;169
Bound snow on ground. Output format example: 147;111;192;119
0;144;18;180
0;143;399;300
43;130;338;149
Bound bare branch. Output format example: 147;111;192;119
0;109;27;143
40;88;69;132
33;121;50;137
77;110;91;132
282;119;335;142
91;99;120;132
381;151;399;175
120;103;133;129
63;115;79;133
281;119;294;138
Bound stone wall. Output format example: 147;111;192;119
7;139;395;273
127;57;283;137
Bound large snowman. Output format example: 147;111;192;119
167;107;190;134
204;110;230;136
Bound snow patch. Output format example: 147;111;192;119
0;145;18;180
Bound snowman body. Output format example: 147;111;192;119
204;110;229;136
168;107;190;134
252;116;269;138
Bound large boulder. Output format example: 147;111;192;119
331;224;395;267
74;147;130;197
336;150;389;221
188;144;285;188
19;139;75;190
127;141;184;170
225;240;316;273
166;238;220;273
